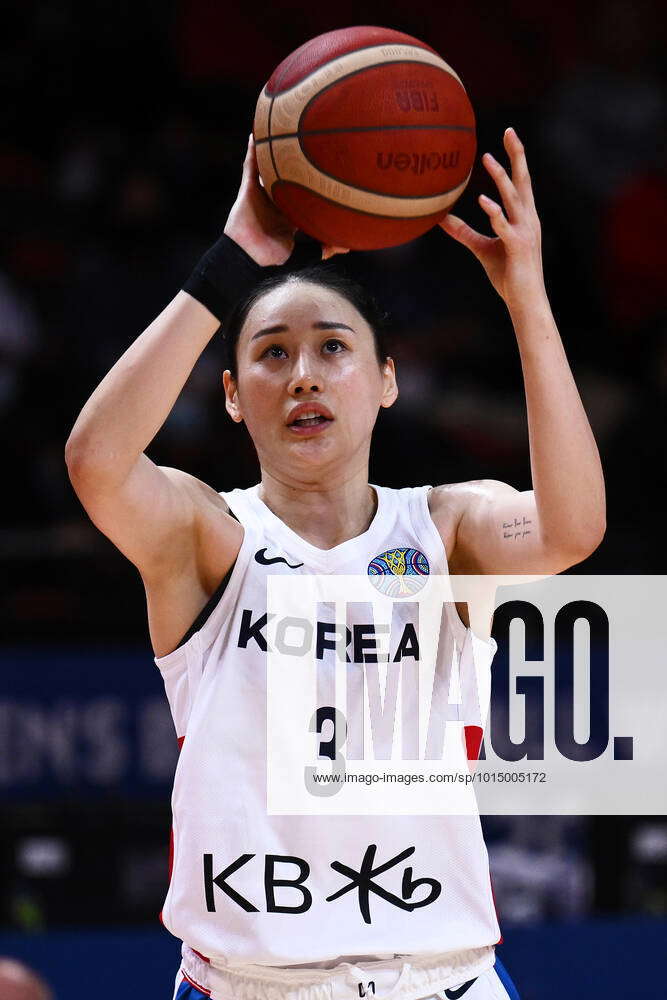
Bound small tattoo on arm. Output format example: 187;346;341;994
502;516;532;540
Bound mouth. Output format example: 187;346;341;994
286;404;334;435
288;413;334;436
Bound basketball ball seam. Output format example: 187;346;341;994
254;124;475;143
271;179;465;221
267;96;281;182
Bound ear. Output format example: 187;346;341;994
379;356;398;408
222;369;244;423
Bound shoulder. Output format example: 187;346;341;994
427;479;518;557
428;479;519;513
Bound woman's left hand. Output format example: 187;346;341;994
440;128;546;311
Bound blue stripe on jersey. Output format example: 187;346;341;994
494;956;521;1000
175;978;208;999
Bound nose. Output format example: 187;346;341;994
288;352;323;396
292;379;320;395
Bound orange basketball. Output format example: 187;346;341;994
253;26;476;251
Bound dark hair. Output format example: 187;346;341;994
222;266;390;379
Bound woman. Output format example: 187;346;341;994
65;128;605;999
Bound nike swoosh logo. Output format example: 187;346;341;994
444;979;477;999
255;548;304;569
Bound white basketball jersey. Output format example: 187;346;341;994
155;483;500;971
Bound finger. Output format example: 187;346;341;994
482;152;522;222
241;133;260;186
478;194;511;237
503;128;535;207
440;213;496;257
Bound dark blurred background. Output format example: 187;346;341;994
1;1;665;997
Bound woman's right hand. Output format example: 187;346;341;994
224;134;348;266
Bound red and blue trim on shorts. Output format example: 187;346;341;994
175;969;210;998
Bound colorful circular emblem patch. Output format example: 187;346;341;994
367;546;430;597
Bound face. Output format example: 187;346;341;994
223;281;397;482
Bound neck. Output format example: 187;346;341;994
257;469;377;550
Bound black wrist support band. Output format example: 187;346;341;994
182;230;324;325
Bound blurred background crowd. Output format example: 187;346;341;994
1;1;666;995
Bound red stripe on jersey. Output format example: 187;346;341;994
462;725;503;942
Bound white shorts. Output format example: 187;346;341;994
171;949;519;1000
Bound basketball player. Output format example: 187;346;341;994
65;128;605;1000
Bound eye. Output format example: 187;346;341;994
323;338;346;354
261;343;287;359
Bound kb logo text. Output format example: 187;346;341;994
204;843;440;924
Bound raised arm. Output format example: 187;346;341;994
65;135;331;587
434;128;606;576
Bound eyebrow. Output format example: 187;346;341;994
250;321;355;342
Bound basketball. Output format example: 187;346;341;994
253;26;476;251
